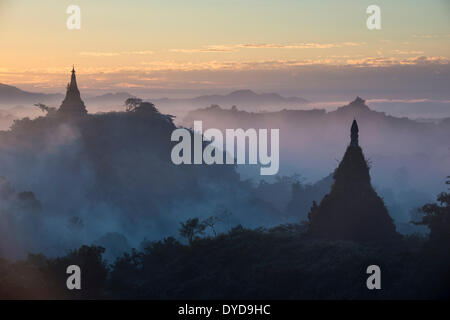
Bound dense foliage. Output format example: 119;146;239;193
0;218;448;300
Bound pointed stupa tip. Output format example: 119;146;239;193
350;119;359;147
69;65;78;90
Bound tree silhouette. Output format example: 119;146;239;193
413;189;450;246
202;216;220;237
179;218;206;244
34;103;57;115
124;98;175;122
124;98;143;112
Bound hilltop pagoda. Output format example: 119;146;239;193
307;119;400;242
58;67;87;116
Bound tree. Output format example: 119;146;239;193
124;98;143;112
202;216;220;237
44;245;107;299
202;210;231;237
125;98;158;114
124;98;175;122
414;191;450;246
34;103;57;116
65;245;108;299
179;218;206;245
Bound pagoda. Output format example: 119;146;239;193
307;119;400;242
58;66;87;116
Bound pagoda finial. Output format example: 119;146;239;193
69;65;78;91
350;119;359;147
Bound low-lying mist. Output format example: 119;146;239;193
0;97;447;261
182;98;450;225
0;105;282;261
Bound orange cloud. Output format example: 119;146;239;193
170;45;238;53
170;42;361;53
237;42;360;49
79;51;154;57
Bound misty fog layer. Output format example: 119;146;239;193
0;108;281;260
0;96;447;261
183;98;450;225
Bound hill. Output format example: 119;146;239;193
0;83;62;105
0;102;280;259
148;89;309;113
0;83;136;109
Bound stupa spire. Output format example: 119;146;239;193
68;66;79;92
58;66;87;116
306;120;400;242
350;119;359;147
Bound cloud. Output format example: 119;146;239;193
345;55;449;67
143;55;449;70
237;42;360;49
410;56;449;65
391;50;424;55
2;56;448;84
170;45;238;53
367;98;450;103
170;42;361;53
1;55;449;96
412;34;450;39
79;51;154;57
113;82;148;88
2;55;448;79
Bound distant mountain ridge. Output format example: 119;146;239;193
0;83;62;105
0;83;308;112
0;83;135;107
183;96;445;131
182;97;449;201
87;92;136;105
179;89;308;105
150;89;309;111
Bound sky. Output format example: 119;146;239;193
0;0;449;99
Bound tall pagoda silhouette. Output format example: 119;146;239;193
58;66;87;116
307;119;400;242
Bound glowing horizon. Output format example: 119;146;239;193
0;0;449;97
